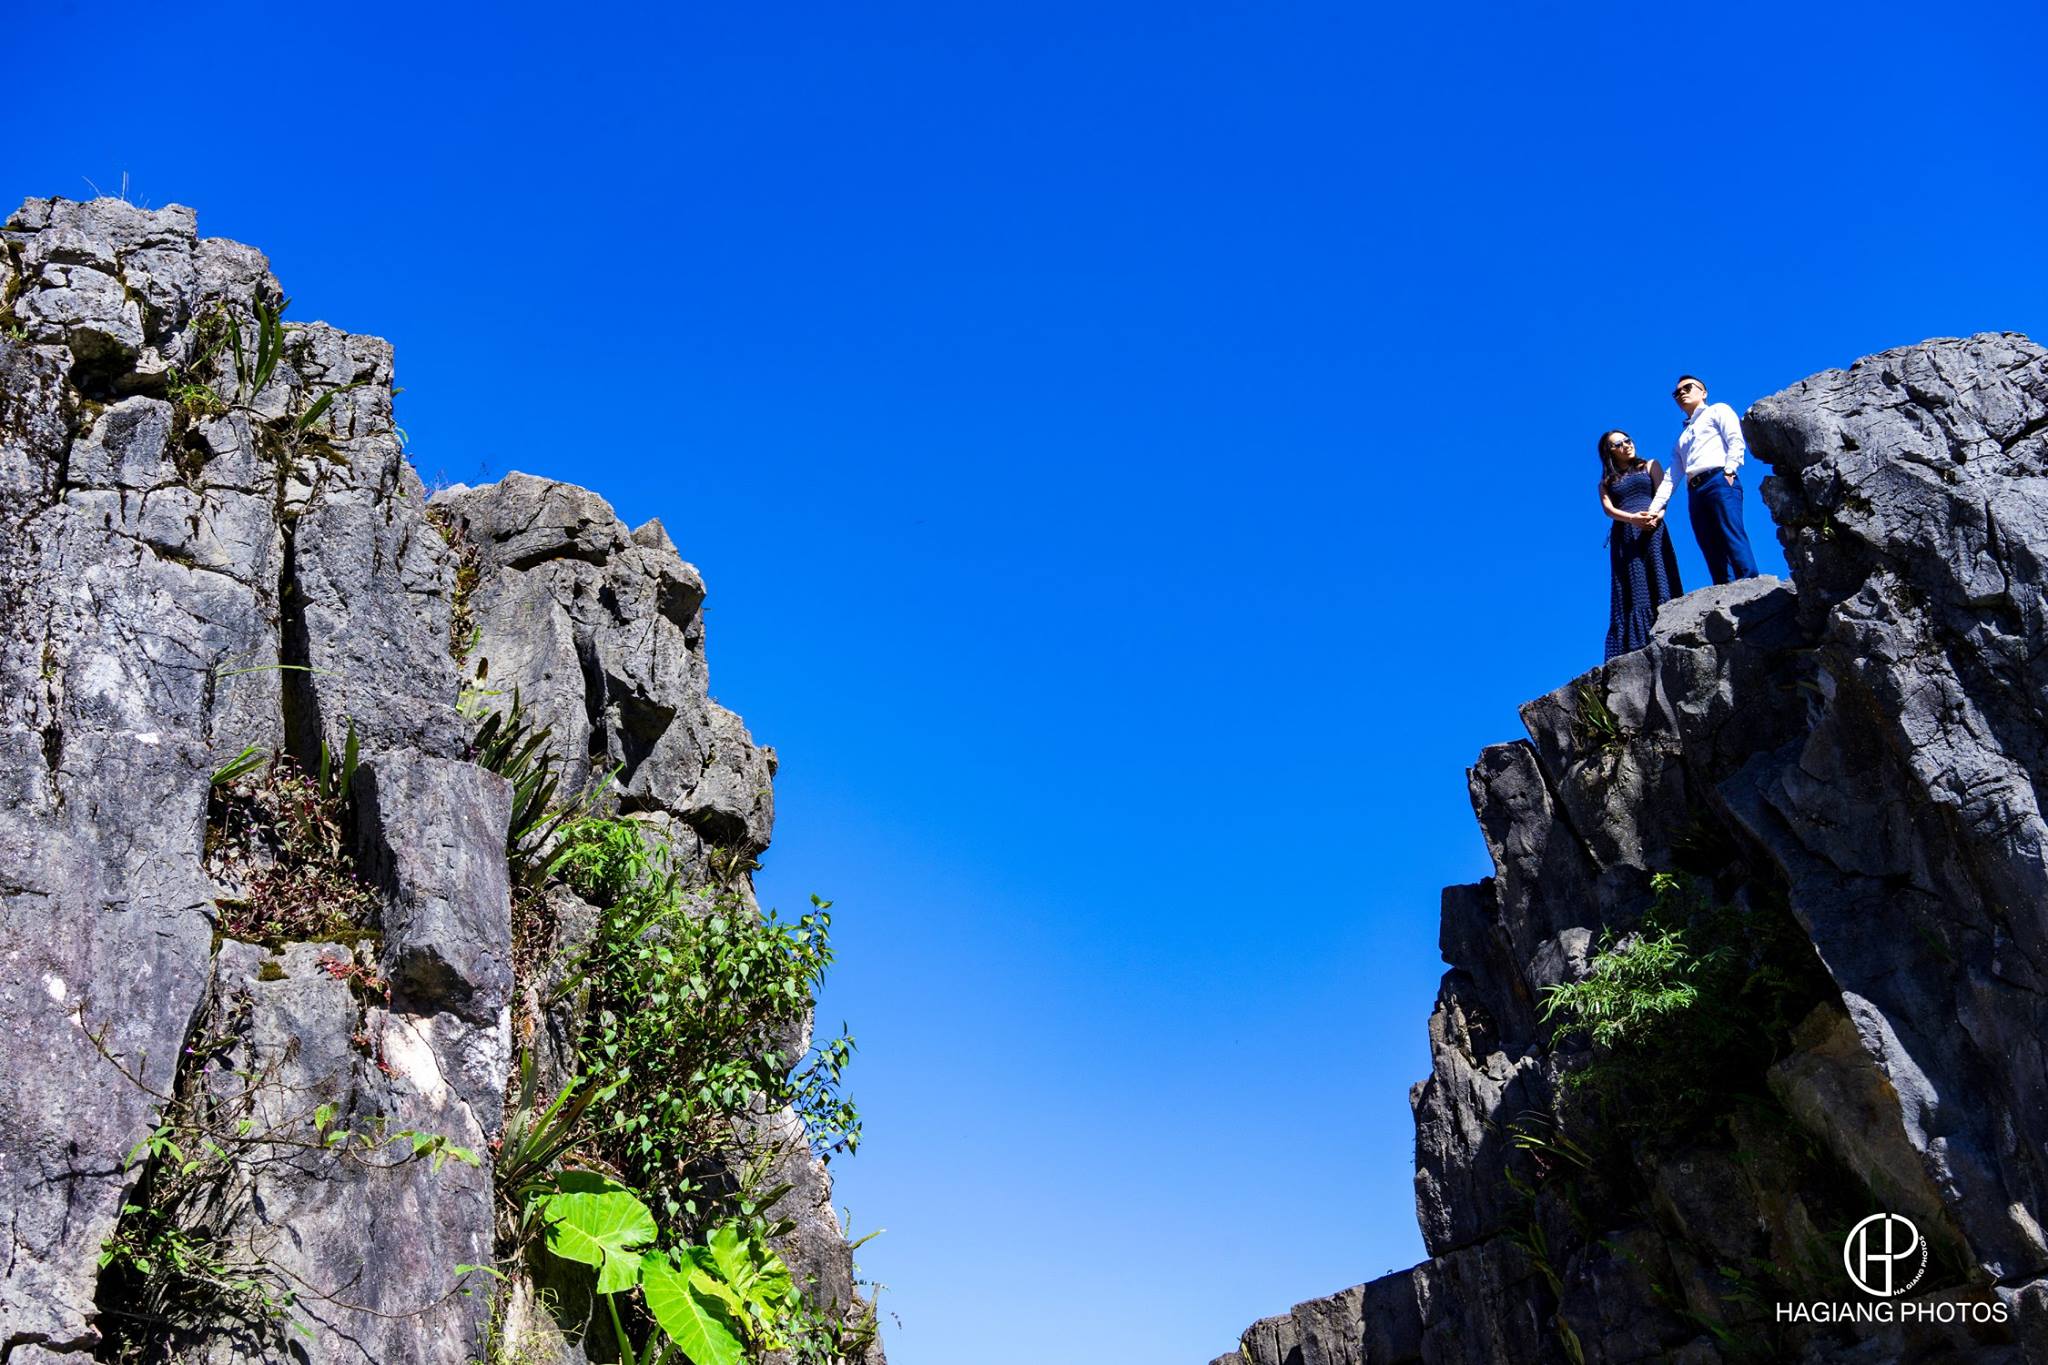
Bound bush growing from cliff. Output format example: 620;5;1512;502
463;699;874;1360
1541;872;1827;1146
550;815;860;1226
532;1171;802;1365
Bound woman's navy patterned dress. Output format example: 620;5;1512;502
1604;465;1684;661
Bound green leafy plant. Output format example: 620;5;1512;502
467;694;622;1008
294;378;367;433
90;1024;483;1363
495;1050;620;1212
530;1172;803;1365
1508;1112;1594;1178
1539;872;1830;1146
96;1196;295;1349
548;816;860;1227
539;1172;658;1294
458;712;872;1363
427;503;484;661
315;718;362;807
1540;917;1718;1049
162;302;233;419
229;295;288;407
211;743;269;787
163;294;366;476
780;1292;883;1365
661;1223;795;1353
470;694;580;887
166;371;227;417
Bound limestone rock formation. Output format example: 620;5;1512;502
0;198;871;1363
1214;333;2048;1364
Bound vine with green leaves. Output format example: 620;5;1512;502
87;990;487;1362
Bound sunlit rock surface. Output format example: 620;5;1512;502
0;197;869;1364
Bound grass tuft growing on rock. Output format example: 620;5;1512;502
428;502;482;661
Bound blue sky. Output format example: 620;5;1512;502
10;3;2044;1361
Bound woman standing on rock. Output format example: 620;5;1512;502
1597;429;1683;660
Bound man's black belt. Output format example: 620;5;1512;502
1689;468;1736;491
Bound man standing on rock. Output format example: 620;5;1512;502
1671;374;1759;584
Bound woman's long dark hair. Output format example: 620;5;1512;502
1598;430;1644;488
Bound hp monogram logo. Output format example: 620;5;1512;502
1843;1213;1927;1298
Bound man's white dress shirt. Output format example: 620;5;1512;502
1674;401;1746;485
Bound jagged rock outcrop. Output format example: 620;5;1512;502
0;198;869;1363
1214;333;2048;1364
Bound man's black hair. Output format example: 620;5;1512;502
1675;374;1704;389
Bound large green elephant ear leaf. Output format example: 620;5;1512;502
538;1172;656;1295
749;1246;794;1310
706;1225;751;1292
643;1253;745;1365
706;1225;794;1313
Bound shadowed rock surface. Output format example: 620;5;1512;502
0;198;871;1364
1213;333;2048;1364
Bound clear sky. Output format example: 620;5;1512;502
10;3;2044;1361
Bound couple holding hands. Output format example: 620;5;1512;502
1598;375;1760;661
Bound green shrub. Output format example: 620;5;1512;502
548;816;860;1227
465;710;872;1360
1540;918;1721;1050
1540;872;1828;1146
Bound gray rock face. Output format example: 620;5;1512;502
0;198;868;1363
1745;334;2048;1286
433;474;776;852
354;752;515;1026
1215;335;2048;1364
182;942;499;1365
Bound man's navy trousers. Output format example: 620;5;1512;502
1688;471;1760;584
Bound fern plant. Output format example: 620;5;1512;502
1539;920;1721;1049
1538;872;1826;1148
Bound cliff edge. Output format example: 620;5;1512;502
1217;333;2048;1364
0;198;876;1364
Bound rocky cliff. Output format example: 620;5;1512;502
1216;333;2048;1363
0;198;874;1364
